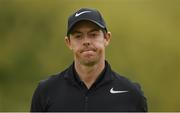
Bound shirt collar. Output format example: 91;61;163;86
64;60;114;88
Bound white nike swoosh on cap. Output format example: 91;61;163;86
110;88;128;94
75;11;91;17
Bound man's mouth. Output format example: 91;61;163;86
82;50;93;53
80;48;96;53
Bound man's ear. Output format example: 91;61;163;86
104;31;111;47
65;36;73;50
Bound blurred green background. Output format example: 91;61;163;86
0;0;180;111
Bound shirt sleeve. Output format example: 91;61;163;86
140;95;148;112
30;82;47;112
134;83;148;112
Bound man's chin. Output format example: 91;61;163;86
80;59;97;67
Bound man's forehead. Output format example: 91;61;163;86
70;20;101;33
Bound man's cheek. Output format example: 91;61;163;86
95;44;104;49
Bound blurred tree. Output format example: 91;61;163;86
0;0;180;111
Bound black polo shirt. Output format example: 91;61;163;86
30;61;147;112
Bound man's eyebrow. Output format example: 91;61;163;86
88;29;100;33
70;30;82;34
71;29;100;34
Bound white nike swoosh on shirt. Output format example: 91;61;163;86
75;11;91;17
110;88;128;94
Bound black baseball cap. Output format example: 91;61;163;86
67;8;107;36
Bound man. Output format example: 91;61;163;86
30;8;148;112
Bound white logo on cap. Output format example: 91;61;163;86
75;11;91;17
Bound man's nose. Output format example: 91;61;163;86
83;35;91;46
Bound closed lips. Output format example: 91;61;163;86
80;48;96;53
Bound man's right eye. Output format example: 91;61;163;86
74;35;82;39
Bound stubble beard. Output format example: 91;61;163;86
77;54;98;67
75;50;101;67
74;45;105;67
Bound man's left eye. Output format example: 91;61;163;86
90;33;98;37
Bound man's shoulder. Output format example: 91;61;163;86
37;68;68;90
110;71;147;111
112;71;135;85
111;71;144;95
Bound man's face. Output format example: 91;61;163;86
65;21;111;66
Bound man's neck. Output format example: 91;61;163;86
74;60;105;89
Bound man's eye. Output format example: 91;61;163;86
75;35;83;39
90;33;98;37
